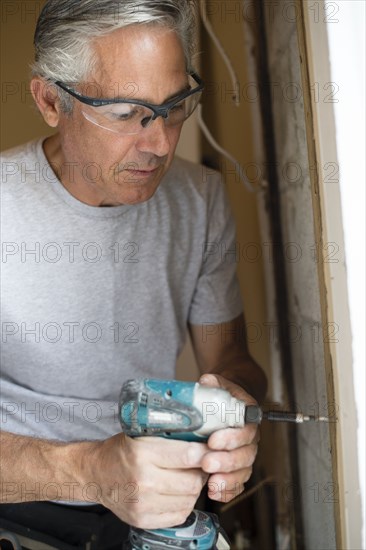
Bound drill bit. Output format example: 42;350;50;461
263;410;331;423
244;405;331;424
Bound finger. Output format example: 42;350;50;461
144;468;206;496
207;468;253;493
207;426;260;450
199;373;256;404
132;437;209;469
201;444;258;474
126;497;198;529
198;373;221;388
135;493;198;515
207;469;253;502
208;481;244;503
132;510;195;530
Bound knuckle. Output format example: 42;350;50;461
184;442;201;467
227;453;237;471
243;426;257;445
220;451;235;472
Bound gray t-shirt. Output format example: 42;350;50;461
0;139;242;441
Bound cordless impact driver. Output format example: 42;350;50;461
119;378;329;550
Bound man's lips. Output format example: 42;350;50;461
116;167;161;185
124;167;160;173
122;167;161;179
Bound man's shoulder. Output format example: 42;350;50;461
1;139;43;184
1;139;40;161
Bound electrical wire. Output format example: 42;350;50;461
197;106;263;193
197;2;266;193
199;1;240;107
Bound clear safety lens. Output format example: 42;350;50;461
81;91;201;135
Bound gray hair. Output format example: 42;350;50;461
32;0;198;113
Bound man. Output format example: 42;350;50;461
0;1;267;548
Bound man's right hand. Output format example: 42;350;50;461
0;431;207;530
83;434;209;529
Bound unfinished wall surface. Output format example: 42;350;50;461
264;2;337;548
0;0;50;151
199;2;270;374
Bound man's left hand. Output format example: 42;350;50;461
198;373;260;503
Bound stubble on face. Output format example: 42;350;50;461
47;26;188;207
109;161;167;204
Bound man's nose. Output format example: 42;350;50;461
136;116;171;157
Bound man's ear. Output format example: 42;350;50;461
30;77;63;127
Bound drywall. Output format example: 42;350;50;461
263;1;338;547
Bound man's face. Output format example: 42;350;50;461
54;25;188;206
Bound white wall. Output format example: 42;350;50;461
304;1;365;546
326;3;366;546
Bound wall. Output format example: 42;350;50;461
303;1;365;546
199;2;270;374
0;1;50;150
263;1;338;548
198;5;278;547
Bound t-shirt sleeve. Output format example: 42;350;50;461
188;173;244;325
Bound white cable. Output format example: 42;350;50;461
198;2;266;193
199;1;240;106
197;105;260;193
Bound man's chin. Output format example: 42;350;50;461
108;181;160;206
124;188;158;205
112;171;163;205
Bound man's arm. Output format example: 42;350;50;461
0;430;208;529
0;431;94;503
188;313;267;403
188;313;268;503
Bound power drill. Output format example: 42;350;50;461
119;378;329;550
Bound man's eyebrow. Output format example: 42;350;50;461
113;83;191;104
163;83;191;102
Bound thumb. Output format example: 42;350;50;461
198;373;222;388
199;373;255;403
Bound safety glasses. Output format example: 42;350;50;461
54;73;204;135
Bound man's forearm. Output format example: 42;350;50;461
0;429;211;528
0;431;97;503
208;355;267;404
189;316;268;404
